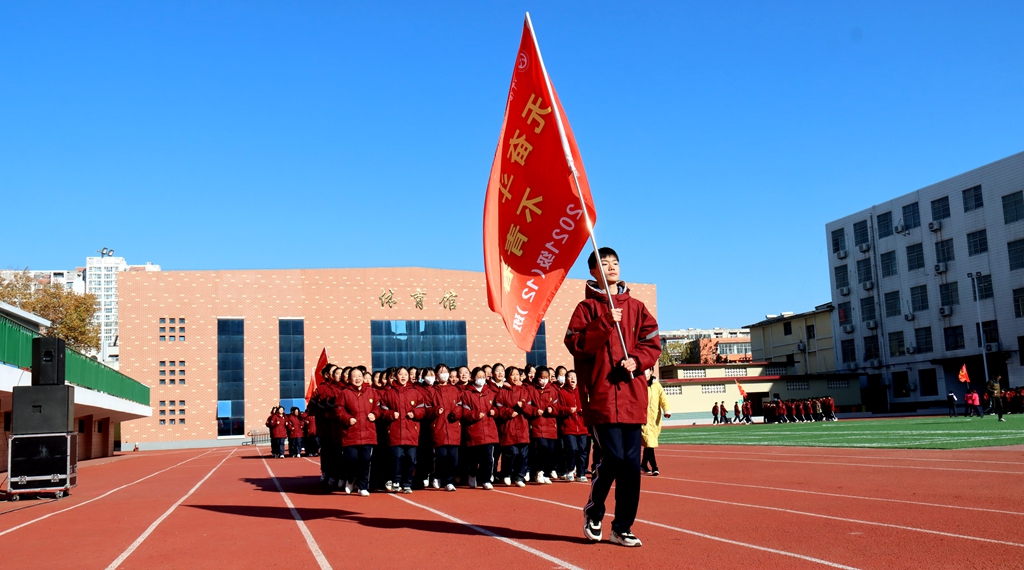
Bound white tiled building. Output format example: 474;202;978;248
84;257;161;366
825;151;1024;410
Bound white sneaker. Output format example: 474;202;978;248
445;484;457;492
431;478;441;489
550;471;559;479
343;481;352;494
609;531;642;547
515;480;526;487
524;472;531;482
578;475;588;483
402;487;413;494
468;476;478;489
539;475;553;485
422;479;430;488
385;481;394;492
358;489;370;497
482;482;494;490
564;474;575;482
502;476;512;487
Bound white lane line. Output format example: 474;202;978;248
0;449;220;537
642;489;1024;549
390;494;587;570
260;449;332;570
658;448;1024;465
655;476;1024;517
105;449;236;569
495;491;860;570
655;453;1024;474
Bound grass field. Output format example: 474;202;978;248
659;414;1024;449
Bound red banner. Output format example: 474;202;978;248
484;16;598;352
734;379;748;400
305;348;329;403
958;364;970;383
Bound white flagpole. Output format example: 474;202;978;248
524;12;631;361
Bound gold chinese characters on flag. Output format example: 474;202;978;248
484;15;597;352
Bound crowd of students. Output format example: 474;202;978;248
710;400;753;425
761;397;838;424
271;362;604;496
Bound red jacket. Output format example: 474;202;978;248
311;380;344;440
494;384;531;446
378;383;427;446
524;383;560;440
266;414;288;438
287;414;304;438
564;281;661;426
712;404;719;417
337;385;379;447
556;386;587;436
427;384;463;446
459;385;498;446
301;412;316;436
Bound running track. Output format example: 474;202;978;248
2;444;1022;569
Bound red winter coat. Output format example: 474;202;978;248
302;412;317;436
459;385;498;446
378;383;427;446
266;413;288;438
564;281;661;426
556;386;587;436
337;385;379;447
312;380;344;441
427;384;463;446
712;404;719;417
524;383;560;440
287;414;304;439
494;384;531;446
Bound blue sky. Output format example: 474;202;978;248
2;2;1022;329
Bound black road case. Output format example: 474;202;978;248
6;432;78;500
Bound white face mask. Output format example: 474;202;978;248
424;376;435;386
474;378;487;388
439;372;450;382
538;378;549;387
556;376;566;385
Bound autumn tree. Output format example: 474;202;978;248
0;269;100;353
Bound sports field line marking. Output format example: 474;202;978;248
656;453;1024;474
105;449;236;569
260;447;332;570
657;448;1024;466
495;491;861;570
656;476;1024;517
0;448;220;537
643;489;1024;549
390;494;586;570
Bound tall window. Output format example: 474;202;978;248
962;185;983;212
841;339;856;363
910;285;929;312
279;319;305;411
931;196;951;221
880;251;898;277
860;296;876;322
1014;288;1024;318
939;282;960;306
902;202;921;229
1002;191;1024;224
944;326;965;351
967;230;989;256
877;211;893;238
1008;239;1024;270
853;220;870;246
857;259;873;283
884;291;901;317
977;320;1000;346
371;320;468;370
217;319;245;437
935;239;955;263
906;243;925;271
971;274;993;301
863;335;880;360
837;302;852;326
915;327;933;354
888;331;905;357
834;265;850;289
526;321;547;367
831;228;847;253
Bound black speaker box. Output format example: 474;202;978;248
32;337;66;386
12;385;75;435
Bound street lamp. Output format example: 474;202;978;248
967;272;990;385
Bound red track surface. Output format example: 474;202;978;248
2;444;1022;569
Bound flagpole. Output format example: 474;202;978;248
524;12;631;361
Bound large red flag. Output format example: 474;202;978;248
305;348;329;403
484;14;598;352
958;364;970;383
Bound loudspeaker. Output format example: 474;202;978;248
32;337;66;386
12;385;75;435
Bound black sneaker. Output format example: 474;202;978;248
652;470;660;476
610;530;642;547
583;515;603;541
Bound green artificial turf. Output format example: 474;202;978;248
659;415;1024;450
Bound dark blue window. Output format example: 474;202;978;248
526;321;547;367
371;320;467;370
279;319;305;412
217;319;245;437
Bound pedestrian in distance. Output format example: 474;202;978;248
641;369;670;476
947;390;958;418
265;406;288;458
287;407;304;457
712;402;720;425
987;376;1007;422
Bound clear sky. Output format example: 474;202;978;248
2;2;1022;330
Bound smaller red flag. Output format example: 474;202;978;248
958;364;970;384
305;348;329;403
734;378;748;400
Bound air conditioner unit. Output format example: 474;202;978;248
928;221;942;232
839;286;851;296
865;320;878;330
904;313;915;322
845;362;858;371
906;345;917;354
894;224;906;234
862;280;875;291
858;243;871;253
985;343;1000;352
797;341;807;351
868;359;882;368
935;262;947;274
837;249;848;259
939;305;953;317
842;324;855;334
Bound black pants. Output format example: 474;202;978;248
344;445;373;491
391;445;417;488
434;445;459;486
585;424;642;535
270;437;284;457
532;437;556;476
467;444;495;482
562;434;587;478
993;398;1004;420
288;437;301;457
499;443;529;482
948;402;957;417
304;435;320;456
641;447;658;472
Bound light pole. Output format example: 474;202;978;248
967;271;990;385
95;248;115;362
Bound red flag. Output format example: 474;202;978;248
484;14;598;352
305;348;329;403
958;364;970;383
734;378;748;400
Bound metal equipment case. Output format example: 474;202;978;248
6;432;78;500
